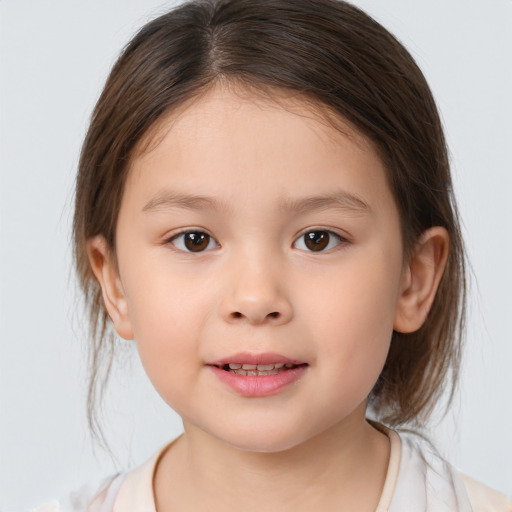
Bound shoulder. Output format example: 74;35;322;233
28;474;125;512
461;473;512;512
393;428;511;512
27;438;175;512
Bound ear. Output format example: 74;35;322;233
394;227;449;333
87;236;134;340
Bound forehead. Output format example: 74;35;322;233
133;82;375;162
124;82;392;217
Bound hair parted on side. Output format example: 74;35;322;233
73;0;466;439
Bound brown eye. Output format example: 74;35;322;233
184;232;209;252
294;230;344;252
304;231;329;251
170;231;218;253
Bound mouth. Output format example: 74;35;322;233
214;362;307;376
207;352;308;396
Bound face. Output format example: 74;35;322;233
111;84;407;452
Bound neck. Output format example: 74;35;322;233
154;409;391;512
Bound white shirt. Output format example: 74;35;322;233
31;426;512;512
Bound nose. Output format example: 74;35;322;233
219;249;293;326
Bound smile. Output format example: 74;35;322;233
207;353;308;397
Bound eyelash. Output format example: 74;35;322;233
165;228;349;254
294;230;347;252
167;230;220;253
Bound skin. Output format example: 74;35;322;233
89;83;449;511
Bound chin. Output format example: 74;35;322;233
209;421;318;454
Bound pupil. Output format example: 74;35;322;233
305;231;329;251
185;232;209;252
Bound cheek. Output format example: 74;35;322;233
122;248;213;332
302;249;402;379
303;293;395;417
121;262;215;386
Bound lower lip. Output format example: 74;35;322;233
208;365;308;397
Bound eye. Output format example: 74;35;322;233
167;230;219;253
293;230;346;252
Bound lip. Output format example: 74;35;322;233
206;352;308;397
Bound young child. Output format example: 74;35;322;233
31;0;511;510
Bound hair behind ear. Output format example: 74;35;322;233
371;224;466;426
87;236;134;341
394;227;449;334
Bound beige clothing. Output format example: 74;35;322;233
32;427;512;512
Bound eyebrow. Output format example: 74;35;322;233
278;190;371;215
143;191;228;213
142;189;371;215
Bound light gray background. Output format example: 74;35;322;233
1;0;511;509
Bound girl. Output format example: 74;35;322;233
28;0;511;510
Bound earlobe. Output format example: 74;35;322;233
87;236;134;340
393;227;449;333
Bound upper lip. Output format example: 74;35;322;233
207;352;305;367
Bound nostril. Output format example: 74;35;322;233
231;311;281;318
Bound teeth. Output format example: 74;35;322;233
222;362;301;376
230;363;296;371
231;368;283;376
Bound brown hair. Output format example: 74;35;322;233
73;0;466;437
